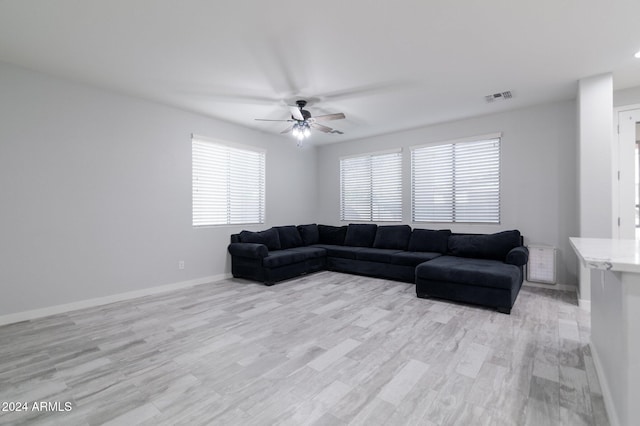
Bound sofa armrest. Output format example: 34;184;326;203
228;243;268;259
505;246;529;266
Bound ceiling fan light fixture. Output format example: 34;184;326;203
635;49;640;59
255;99;345;143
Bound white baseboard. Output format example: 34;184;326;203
523;280;576;292
522;281;591;310
0;274;232;326
578;298;591;312
590;341;619;426
576;286;591;312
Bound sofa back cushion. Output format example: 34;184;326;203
297;224;320;246
408;229;451;254
344;224;378;247
447;230;521;261
373;225;412;250
275;226;304;249
318;225;348;245
238;228;281;251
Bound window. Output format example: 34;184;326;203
192;135;265;226
412;135;500;223
340;151;402;222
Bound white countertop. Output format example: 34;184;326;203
570;237;640;274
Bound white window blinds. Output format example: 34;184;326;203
192;136;265;226
340;151;402;222
412;137;500;223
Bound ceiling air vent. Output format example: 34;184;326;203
485;91;513;103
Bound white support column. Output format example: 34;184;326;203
577;73;614;302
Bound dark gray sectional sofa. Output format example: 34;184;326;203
228;223;528;314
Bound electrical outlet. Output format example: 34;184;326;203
178;260;185;270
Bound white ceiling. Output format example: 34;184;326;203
1;1;640;145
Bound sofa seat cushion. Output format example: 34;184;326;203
312;244;364;259
286;246;327;259
262;247;326;268
416;256;521;290
388;251;442;267
355;248;404;263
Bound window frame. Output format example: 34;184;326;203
411;133;501;224
191;134;266;227
339;149;403;222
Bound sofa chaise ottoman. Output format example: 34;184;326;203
415;231;528;314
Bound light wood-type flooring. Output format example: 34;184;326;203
0;271;608;425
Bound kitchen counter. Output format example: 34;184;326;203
569;237;640;273
570;237;640;426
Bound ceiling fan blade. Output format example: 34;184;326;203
289;106;304;121
313;112;346;122
255;118;295;122
280;126;294;134
320;81;412;101
311;123;334;133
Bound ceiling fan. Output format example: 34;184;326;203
255;100;346;145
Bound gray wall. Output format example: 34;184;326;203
614;85;640;107
0;60;583;316
0;62;317;316
316;100;579;286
